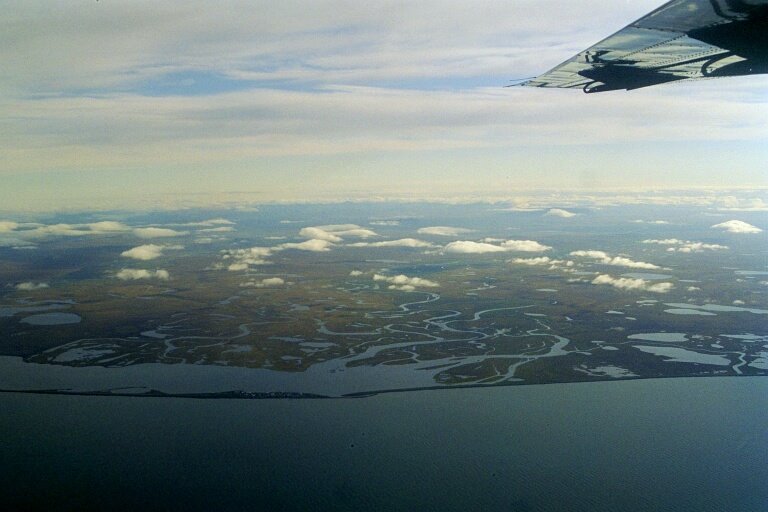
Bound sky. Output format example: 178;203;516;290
2;0;768;211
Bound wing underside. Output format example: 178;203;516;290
524;0;768;92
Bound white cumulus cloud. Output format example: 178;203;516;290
445;239;551;254
443;241;507;254
510;256;574;267
278;239;334;252
510;256;556;266
373;273;439;291
545;208;576;218
121;244;183;260
241;277;285;288
15;281;49;291
500;240;552;252
641;238;683;245
298;227;343;242
711;220;762;234
591;274;673;293
220;237;334;272
570;250;660;269
115;269;170;281
133;227;188;239
221;247;273;271
299;224;377;242
121;244;164;261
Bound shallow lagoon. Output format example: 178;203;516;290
664;308;717;316
1;377;766;511
20;312;82;325
633;346;731;366
627;332;688;343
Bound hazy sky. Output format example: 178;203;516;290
3;0;767;210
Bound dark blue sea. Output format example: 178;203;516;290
2;377;767;511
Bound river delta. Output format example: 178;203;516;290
1;201;766;397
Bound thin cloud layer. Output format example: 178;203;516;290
133;227;188;239
570;250;660;269
198;226;235;233
417;227;472;237
0;221;19;232
19;222;130;238
642;239;728;252
182;218;235;227
0;220;203;243
88;221;131;233
27;224;93;237
711;220;762;234
591;274;673;293
716;197;768;212
2;0;767;211
348;238;434;248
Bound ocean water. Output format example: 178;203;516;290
2;377;767;511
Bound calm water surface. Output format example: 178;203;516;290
2;377;767;511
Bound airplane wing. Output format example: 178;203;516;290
523;0;768;93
